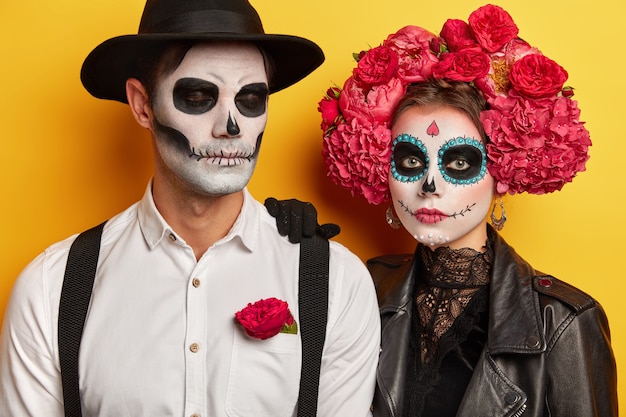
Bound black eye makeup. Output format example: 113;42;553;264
235;83;269;117
173;78;219;115
437;137;487;184
391;134;429;182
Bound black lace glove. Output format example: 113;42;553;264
264;197;341;243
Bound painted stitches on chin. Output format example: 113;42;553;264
398;200;477;223
189;148;254;165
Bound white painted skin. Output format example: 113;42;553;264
151;42;269;197
389;105;494;250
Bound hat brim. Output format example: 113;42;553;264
80;33;324;102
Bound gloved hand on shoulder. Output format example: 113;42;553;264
265;197;340;243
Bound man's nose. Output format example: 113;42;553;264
212;102;240;138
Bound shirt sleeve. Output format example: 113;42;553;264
316;243;381;417
1;248;67;417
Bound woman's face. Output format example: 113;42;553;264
389;105;494;250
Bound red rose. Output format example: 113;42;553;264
440;19;479;52
433;48;490;82
318;87;341;132
468;4;519;53
354;46;399;86
509;54;568;98
474;39;541;99
383;25;439;83
235;298;295;340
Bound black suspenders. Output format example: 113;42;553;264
58;222;329;417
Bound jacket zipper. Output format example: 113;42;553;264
511;403;527;417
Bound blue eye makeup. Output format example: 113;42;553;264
392;134;487;185
437;137;487;185
391;134;428;183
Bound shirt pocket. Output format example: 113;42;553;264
225;329;301;417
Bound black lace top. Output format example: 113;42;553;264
404;240;493;417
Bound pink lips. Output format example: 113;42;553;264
415;208;447;224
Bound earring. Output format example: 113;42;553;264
386;206;402;229
490;198;507;231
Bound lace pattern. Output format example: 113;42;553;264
416;243;492;363
404;240;493;416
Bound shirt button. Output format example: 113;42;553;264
192;278;201;288
189;343;200;353
190;414;200;417
168;233;177;242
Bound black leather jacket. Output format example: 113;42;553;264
368;228;617;417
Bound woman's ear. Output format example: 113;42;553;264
126;78;153;129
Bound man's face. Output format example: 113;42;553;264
389;105;494;250
150;42;269;196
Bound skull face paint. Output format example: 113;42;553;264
389;106;494;250
150;42;269;196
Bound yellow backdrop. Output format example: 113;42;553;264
1;0;623;409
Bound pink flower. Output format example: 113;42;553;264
482;94;590;194
235;298;297;340
509;54;568;98
440;19;479;51
383;25;439;83
433;48;491;82
322;119;392;205
339;76;406;125
468;4;519;53
354;45;399;86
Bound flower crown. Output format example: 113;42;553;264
318;4;591;205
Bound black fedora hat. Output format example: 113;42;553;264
80;0;325;103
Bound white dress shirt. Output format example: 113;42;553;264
0;183;380;417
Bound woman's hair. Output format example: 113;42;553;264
392;78;489;142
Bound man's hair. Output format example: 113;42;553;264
392;78;489;143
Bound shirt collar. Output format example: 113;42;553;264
137;180;259;252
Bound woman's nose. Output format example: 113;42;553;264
417;173;439;197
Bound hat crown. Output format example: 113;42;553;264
138;0;264;35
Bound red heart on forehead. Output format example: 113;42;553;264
426;120;439;137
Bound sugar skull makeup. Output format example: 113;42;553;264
150;42;269;196
389;106;494;250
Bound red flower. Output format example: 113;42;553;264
509;54;568;98
440;19;479;52
482;94;590;195
318;87;341;133
433;48;491;82
383;25;439;83
322;118;392;205
339;76;406;125
354;46;399;86
475;39;540;98
468;4;519;53
235;298;297;340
